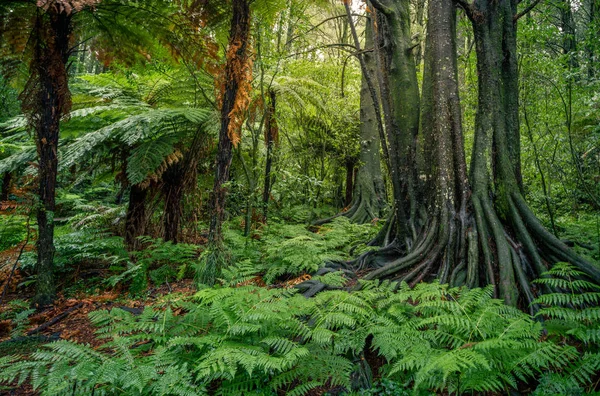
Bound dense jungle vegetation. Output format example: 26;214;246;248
0;0;600;394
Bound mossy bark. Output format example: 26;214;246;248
163;132;204;243
352;0;600;309
313;3;391;227
163;171;183;244
371;0;420;244
348;17;387;224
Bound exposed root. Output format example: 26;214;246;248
301;190;600;310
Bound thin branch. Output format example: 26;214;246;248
283;43;358;58
515;0;543;21
454;0;475;21
284;13;365;47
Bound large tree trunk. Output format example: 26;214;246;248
370;0;420;246
461;0;600;307
125;184;147;251
21;7;73;307
1;172;12;201
357;0;468;283
338;0;600;310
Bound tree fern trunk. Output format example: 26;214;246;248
1;172;12;201
207;0;251;246
125;184;147;251
22;7;73;308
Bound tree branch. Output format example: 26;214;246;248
285;14;365;48
454;0;474;21
368;0;393;15
514;0;542;21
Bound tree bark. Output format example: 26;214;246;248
262;89;277;222
309;0;600;308
162;132;204;244
125;184;147;251
1;172;12;201
560;0;578;69
21;7;73;307
344;159;355;207
163;172;183;244
347;14;387;224
312;5;387;226
357;0;469;284
467;0;600;305
587;0;599;76
370;0;420;245
207;0;251;245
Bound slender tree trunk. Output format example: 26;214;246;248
125;184;147;251
587;0;599;76
163;174;183;244
1;172;12;201
311;2;390;227
348;14;387;224
560;0;578;69
262;89;278;222
207;0;251;245
21;8;73;307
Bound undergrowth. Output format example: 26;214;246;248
222;216;380;285
1;276;599;395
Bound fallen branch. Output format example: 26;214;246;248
27;302;84;336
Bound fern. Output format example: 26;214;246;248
531;262;600;393
1;281;594;395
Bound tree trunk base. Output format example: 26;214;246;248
304;194;600;312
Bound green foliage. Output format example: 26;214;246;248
221;217;379;285
0;282;589;395
0;214;27;251
18;229;127;289
368;282;574;394
532;263;600;393
108;237;199;294
0;300;35;338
